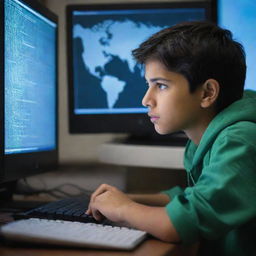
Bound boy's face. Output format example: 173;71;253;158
143;59;205;136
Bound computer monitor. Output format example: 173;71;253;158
66;2;214;140
0;0;58;197
216;0;256;91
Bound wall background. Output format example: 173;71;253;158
44;0;204;165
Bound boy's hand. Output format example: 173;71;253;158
86;184;180;243
86;184;134;223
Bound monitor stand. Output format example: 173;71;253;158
0;181;17;201
0;181;45;211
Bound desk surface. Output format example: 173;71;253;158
0;239;182;256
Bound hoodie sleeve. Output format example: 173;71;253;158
161;186;184;200
165;125;256;245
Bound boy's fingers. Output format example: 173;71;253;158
91;184;108;200
92;208;104;221
86;184;114;217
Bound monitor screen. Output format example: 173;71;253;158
66;2;213;136
0;0;58;184
217;0;256;91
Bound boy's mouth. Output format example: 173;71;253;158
148;114;159;123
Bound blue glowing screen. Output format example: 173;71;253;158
4;0;57;154
218;0;256;91
71;7;207;115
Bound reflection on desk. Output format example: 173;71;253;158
0;239;195;256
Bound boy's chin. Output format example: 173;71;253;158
155;127;179;135
155;129;170;135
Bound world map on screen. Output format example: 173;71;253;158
72;7;206;113
73;19;165;112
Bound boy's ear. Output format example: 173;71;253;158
200;79;220;108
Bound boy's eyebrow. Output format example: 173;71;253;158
147;77;172;83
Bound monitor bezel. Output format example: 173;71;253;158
0;0;58;183
66;1;215;135
0;0;4;181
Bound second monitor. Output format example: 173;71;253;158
66;2;214;137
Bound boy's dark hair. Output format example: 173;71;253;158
132;21;246;112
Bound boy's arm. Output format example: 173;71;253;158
122;201;180;242
86;184;180;243
128;193;170;206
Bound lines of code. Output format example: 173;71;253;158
4;0;57;154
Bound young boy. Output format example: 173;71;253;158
86;22;256;255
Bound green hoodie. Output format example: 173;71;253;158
163;90;256;256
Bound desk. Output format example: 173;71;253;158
98;142;186;193
98;141;185;169
0;212;197;256
0;239;183;256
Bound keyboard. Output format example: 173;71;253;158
13;194;98;224
0;218;147;250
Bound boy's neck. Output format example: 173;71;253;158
185;112;216;145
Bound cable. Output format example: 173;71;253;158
15;179;93;199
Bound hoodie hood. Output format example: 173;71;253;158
184;90;256;170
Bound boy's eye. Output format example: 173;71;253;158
157;83;168;90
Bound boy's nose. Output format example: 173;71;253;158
142;88;154;108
